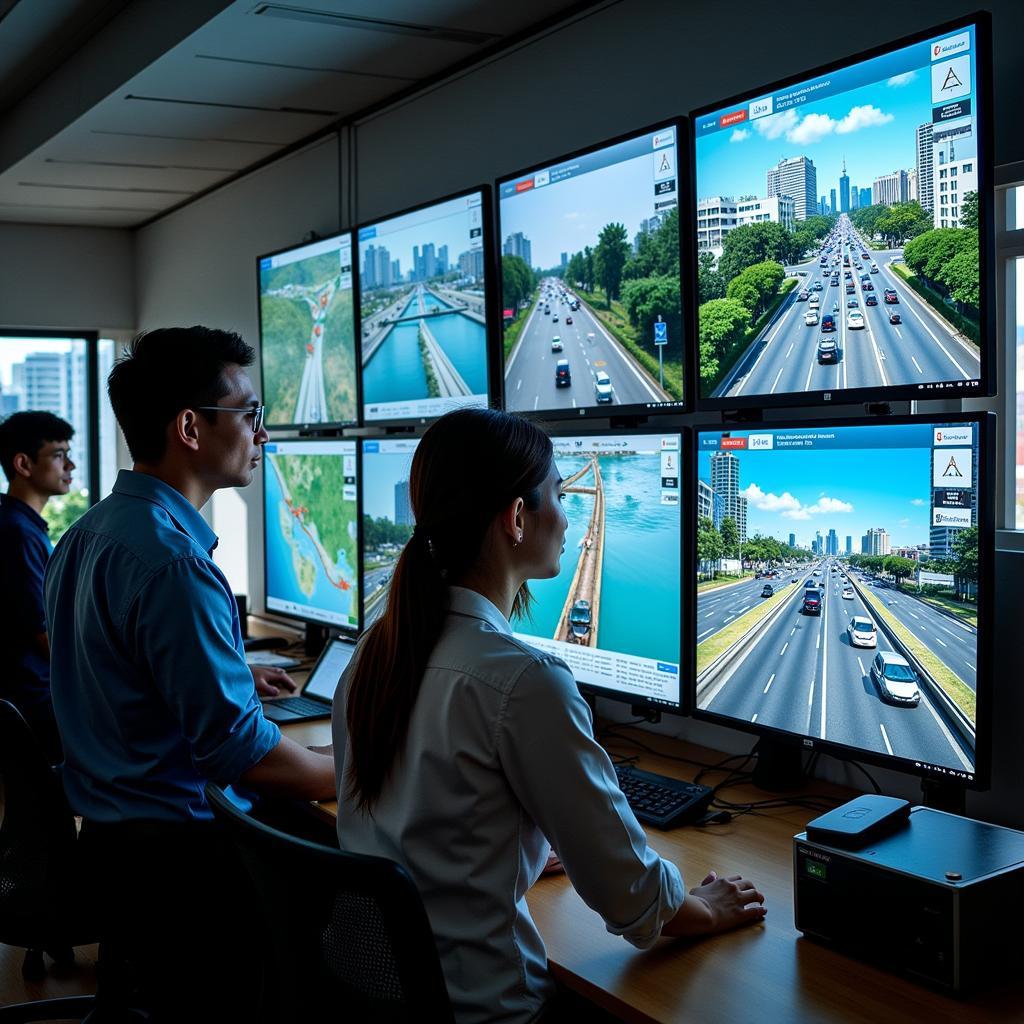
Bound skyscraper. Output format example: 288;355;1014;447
503;232;532;269
437;245;448;275
846;536;853;555
839;157;850;213
394;479;413;527
859;187;871;209
873;170;909;207
830;188;837;215
827;529;838;557
861;528;891;556
915;123;935;214
850;183;860;211
789;533;796;549
819;196;827;216
710;451;747;544
766;156;817;221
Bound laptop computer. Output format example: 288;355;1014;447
260;636;356;723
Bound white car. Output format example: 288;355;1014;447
804;310;820;326
593;370;614;403
847;310;865;330
871;651;921;706
842;587;854;600
847;616;876;648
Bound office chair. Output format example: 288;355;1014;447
205;783;454;1024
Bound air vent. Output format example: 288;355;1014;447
250;4;499;45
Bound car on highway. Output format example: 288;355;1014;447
569;599;592;639
821;314;836;332
555;360;571;387
847;310;865;330
594;371;614;403
586;332;596;344
842;587;854;599
848;618;877;649
565;316;573;325
802;588;822;615
804;310;820;326
552;314;559;323
861;252;870;260
870;264;879;273
862;280;874;291
797;291;809;301
865;293;878;306
813;569;821;575
817;336;839;364
846;284;855;295
831;276;839;286
551;336;562;352
761;584;775;598
544;306;550;314
847;298;859;308
883;288;899;303
870;651;921;706
844;270;852;280
888;311;902;325
809;295;820;310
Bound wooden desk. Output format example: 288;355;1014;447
278;719;1022;1023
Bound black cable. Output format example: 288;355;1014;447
599;729;727;773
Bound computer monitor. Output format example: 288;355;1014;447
691;413;993;788
357;188;495;425
257;232;357;429
360;437;420;627
512;428;685;714
497;121;689;418
262;438;360;632
689;14;993;410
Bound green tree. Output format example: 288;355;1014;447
725;279;759;316
42;490;89;542
720;516;739;560
940;249;980;309
697;517;724;577
850;204;887;238
501;254;535;312
951;526;979;599
959;190;979;230
697;298;750;384
620;274;681;358
874;201;932;246
594;222;630;304
717;222;797;289
697;250;725;302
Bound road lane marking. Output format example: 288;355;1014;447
816;632;820;649
704;612;714;618
751;714;758;723
790;627;796;636
907;611;919;619
780;642;789;656
725;615;735;622
732;285;802;396
698;629;714;640
857;657;866;676
764;673;776;694
786;343;794;359
894;326;903;340
572;398;577;408
533;395;539;410
911;356;923;374
919;692;974;770
738;605;751;614
820;573;830;739
935;636;947;648
879;723;894;756
771;367;785;393
807;679;815;707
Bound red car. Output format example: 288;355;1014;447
884;288;899;304
889;311;902;324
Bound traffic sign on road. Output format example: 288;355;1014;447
654;321;668;345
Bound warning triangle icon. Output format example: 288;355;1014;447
941;66;963;92
942;455;963;478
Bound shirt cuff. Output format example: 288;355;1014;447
194;705;281;785
604;858;686;950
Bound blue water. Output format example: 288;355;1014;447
429;313;488;394
401;290;451;317
516;454;681;664
362;321;429;403
264;459;357;624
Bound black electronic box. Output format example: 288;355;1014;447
794;806;1024;994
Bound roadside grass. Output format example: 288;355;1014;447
697;572;755;593
888;262;980;346
859;586;976;724
696;584;796;675
502;288;540;358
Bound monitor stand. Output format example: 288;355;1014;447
921;779;966;816
751;738;804;792
304;623;329;659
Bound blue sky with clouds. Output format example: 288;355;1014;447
362;447;416;521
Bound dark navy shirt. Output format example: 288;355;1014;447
0;494;52;710
44;470;280;823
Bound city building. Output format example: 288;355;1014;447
394;479;413;527
437;245;448;275
861;528;891;556
634;212;667;252
819;196;828;216
830;188;837;216
362;243;393;289
850;183;860;211
502;231;532;269
826;529;838;557
872;170;909;207
710;452;746;544
839;158;850;213
915;123;935;214
766;155;817;221
560;252;568;268
908;168;918;203
859;187;871;209
893;546;923;561
934;130;977;229
846;536;853;555
458;248;484;281
698;480;725;530
696;195;794;256
789;533;796;550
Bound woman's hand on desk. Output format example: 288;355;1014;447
661;869;767;939
251;665;298;697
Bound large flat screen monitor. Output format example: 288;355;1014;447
512;429;685;714
360;437;419;627
263;438;360;632
498;121;689;418
690;14;992;410
691;414;993;787
257;233;357;429
357;188;494;425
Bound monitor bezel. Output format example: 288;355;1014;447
687;11;995;413
519;420;691;716
494;117;694;422
354;184;499;429
687;411;994;790
255;229;360;431
261;436;363;636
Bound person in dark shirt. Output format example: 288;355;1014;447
0;410;75;763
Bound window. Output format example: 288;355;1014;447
941;183;948;192
940;169;948;179
964;163;973;173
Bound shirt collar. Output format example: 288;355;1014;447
112;469;219;554
0;493;48;534
448;586;513;636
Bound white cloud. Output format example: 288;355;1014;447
754;108;799;140
836;105;894;134
807;496;855;515
730;128;750;143
887;71;917;87
742;482;801;513
899;517;911;527
787;112;836;145
910;497;926;507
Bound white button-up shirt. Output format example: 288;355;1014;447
332;586;685;1024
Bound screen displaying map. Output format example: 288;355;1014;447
258;233;357;428
263;439;359;629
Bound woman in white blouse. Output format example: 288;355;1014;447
333;408;766;1024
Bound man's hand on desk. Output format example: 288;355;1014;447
252;665;298;697
542;850;564;876
661;869;767;939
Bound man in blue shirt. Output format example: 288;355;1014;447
0;410;75;764
45;327;335;1020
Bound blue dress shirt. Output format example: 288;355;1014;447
0;493;52;710
44;470;280;823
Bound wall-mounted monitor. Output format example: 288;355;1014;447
357;188;495;425
257;233;358;429
512;428;686;715
689;14;992;410
360;437;419;627
263;438;360;632
497;121;689;419
690;413;993;788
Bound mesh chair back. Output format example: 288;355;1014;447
0;700;93;949
205;783;453;1024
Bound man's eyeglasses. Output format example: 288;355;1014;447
196;404;265;435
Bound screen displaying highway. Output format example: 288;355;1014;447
360;438;419;627
499;125;684;415
695;420;982;780
693;20;984;403
263;439;359;630
258;234;357;427
358;192;490;423
513;433;682;708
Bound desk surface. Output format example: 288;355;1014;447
276;710;1020;1024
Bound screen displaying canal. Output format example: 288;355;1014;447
513;432;683;710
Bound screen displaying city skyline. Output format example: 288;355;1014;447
694;418;984;782
498;124;686;415
693;17;987;407
358;191;490;424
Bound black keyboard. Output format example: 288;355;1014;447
265;696;329;717
614;765;714;830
